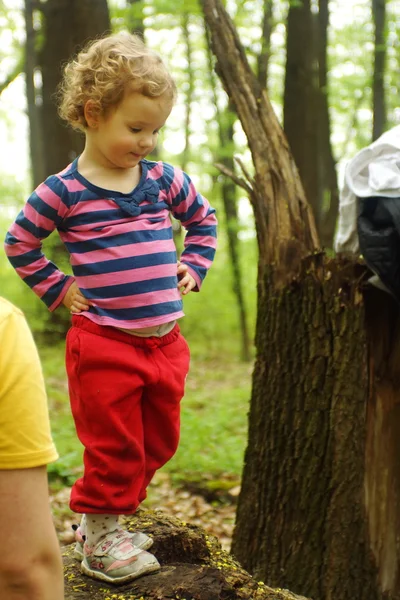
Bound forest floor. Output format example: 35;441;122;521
51;471;239;552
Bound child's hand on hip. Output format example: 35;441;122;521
177;261;196;295
62;282;91;313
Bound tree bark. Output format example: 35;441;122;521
283;0;320;233
63;510;310;600
316;0;339;249
24;0;46;187
257;0;273;90
32;0;110;335
39;0;110;176
200;0;400;598
205;29;252;361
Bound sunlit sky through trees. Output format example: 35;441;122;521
0;0;399;194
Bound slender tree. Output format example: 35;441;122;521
24;0;45;187
283;0;320;229
126;0;145;39
205;26;251;361
317;0;339;248
24;0;110;334
257;0;274;90
372;0;387;140
38;0;110;176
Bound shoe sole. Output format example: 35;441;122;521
81;559;160;584
74;536;154;561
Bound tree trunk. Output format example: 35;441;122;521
283;0;320;232
257;0;274;90
39;0;110;176
33;0;110;335
126;0;145;39
24;0;46;187
205;29;252;361
316;0;339;249
372;0;387;141
63;509;310;600
218;103;252;362
200;0;400;598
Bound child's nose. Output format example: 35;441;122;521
139;134;153;148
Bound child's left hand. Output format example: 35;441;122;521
177;261;196;295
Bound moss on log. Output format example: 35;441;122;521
63;509;310;600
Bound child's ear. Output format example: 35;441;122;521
84;100;101;128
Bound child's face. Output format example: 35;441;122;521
90;90;173;169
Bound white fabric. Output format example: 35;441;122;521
334;125;400;254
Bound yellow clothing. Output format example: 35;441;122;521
0;297;58;469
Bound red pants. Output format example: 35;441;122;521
65;316;190;514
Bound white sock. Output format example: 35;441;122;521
82;514;120;547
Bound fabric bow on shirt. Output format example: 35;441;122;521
112;178;160;217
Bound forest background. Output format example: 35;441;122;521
0;0;398;551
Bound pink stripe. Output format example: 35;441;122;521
31;271;66;298
172;182;199;217
181;204;215;228
185;235;217;249
15;256;51;279
70;239;175;266
78;264;177;289
24;202;55;233
168;167;184;200
84;310;184;329
8;222;42;248
92;288;180;309
182;254;213;270
48;278;75;312
68;198;120;215
56;175;87;192
148;162;164;180
35;182;66;215
60;217;170;243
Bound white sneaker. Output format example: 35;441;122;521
73;524;153;561
81;529;160;584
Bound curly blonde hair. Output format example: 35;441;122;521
58;32;177;131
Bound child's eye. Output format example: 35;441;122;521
153;129;160;134
130;128;141;133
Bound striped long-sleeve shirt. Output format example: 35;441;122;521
4;158;217;329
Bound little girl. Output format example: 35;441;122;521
4;32;217;585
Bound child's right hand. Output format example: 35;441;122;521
62;282;91;313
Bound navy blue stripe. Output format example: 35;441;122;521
61;201;169;229
29;193;62;225
63;209;128;229
170;173;191;208
181;261;207;282
64;226;173;254
4;231;19;246
40;277;71;308
6;249;43;269
81;276;177;298
72;251;177;277
184;223;217;238
174;195;205;223
23;262;60;290
90;299;183;321
43;175;70;207
156;162;175;194
15;214;53;240
182;244;216;260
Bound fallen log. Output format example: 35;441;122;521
63;509;310;600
